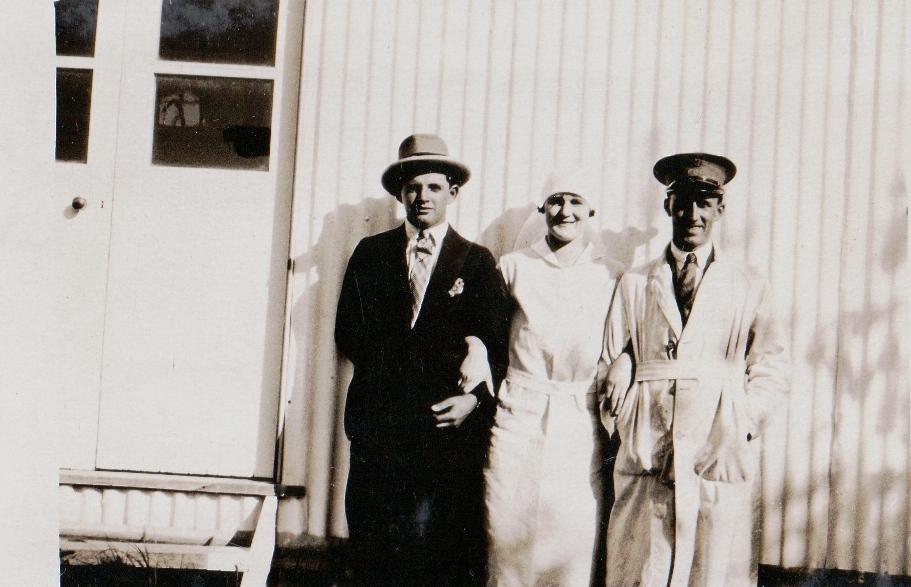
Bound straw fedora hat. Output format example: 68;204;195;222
381;133;471;198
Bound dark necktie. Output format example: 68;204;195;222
409;231;434;326
675;252;699;325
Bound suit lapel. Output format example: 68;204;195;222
413;226;469;328
388;225;412;327
647;252;683;338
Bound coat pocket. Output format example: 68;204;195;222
693;382;757;483
614;383;663;475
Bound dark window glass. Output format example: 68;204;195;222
55;0;99;57
56;68;93;162
159;0;279;66
152;74;273;171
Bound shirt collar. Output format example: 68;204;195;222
669;240;713;269
404;220;449;246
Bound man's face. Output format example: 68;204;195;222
664;191;725;251
542;192;592;244
400;172;458;229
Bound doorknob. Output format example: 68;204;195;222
71;197;87;211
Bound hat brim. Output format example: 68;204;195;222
653;153;736;188
381;155;471;197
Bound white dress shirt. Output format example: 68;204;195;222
669;240;713;289
403;220;449;323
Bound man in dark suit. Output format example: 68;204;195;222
335;133;510;585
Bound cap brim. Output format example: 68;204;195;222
381;156;471;197
653;153;736;187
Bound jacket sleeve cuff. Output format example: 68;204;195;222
467;382;490;404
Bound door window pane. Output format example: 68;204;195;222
56;68;93;162
152;74;273;171
55;0;99;57
159;0;279;66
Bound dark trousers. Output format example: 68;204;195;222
346;445;487;586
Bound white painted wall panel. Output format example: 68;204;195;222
59;485;261;547
0;3;60;584
281;0;910;574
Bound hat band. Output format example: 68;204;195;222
674;175;721;187
667;178;725;196
667;187;724;198
667;187;725;197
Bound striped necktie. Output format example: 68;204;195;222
675;252;699;325
409;230;434;326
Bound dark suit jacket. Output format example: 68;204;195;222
335;224;510;471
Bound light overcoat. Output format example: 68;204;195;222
603;244;789;587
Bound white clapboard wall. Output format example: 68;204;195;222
280;0;909;575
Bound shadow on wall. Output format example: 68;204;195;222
822;182;909;573
820;184;908;412
284;195;399;534
476;203;537;258
599;226;661;269
773;179;909;573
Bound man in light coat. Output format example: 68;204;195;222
601;153;789;586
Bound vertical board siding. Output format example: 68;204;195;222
282;0;910;574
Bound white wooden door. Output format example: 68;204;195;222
55;0;302;478
54;0;127;470
93;0;302;478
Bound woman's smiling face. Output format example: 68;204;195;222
543;192;592;244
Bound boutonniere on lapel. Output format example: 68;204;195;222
448;277;465;297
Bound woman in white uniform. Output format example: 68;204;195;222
485;169;626;586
